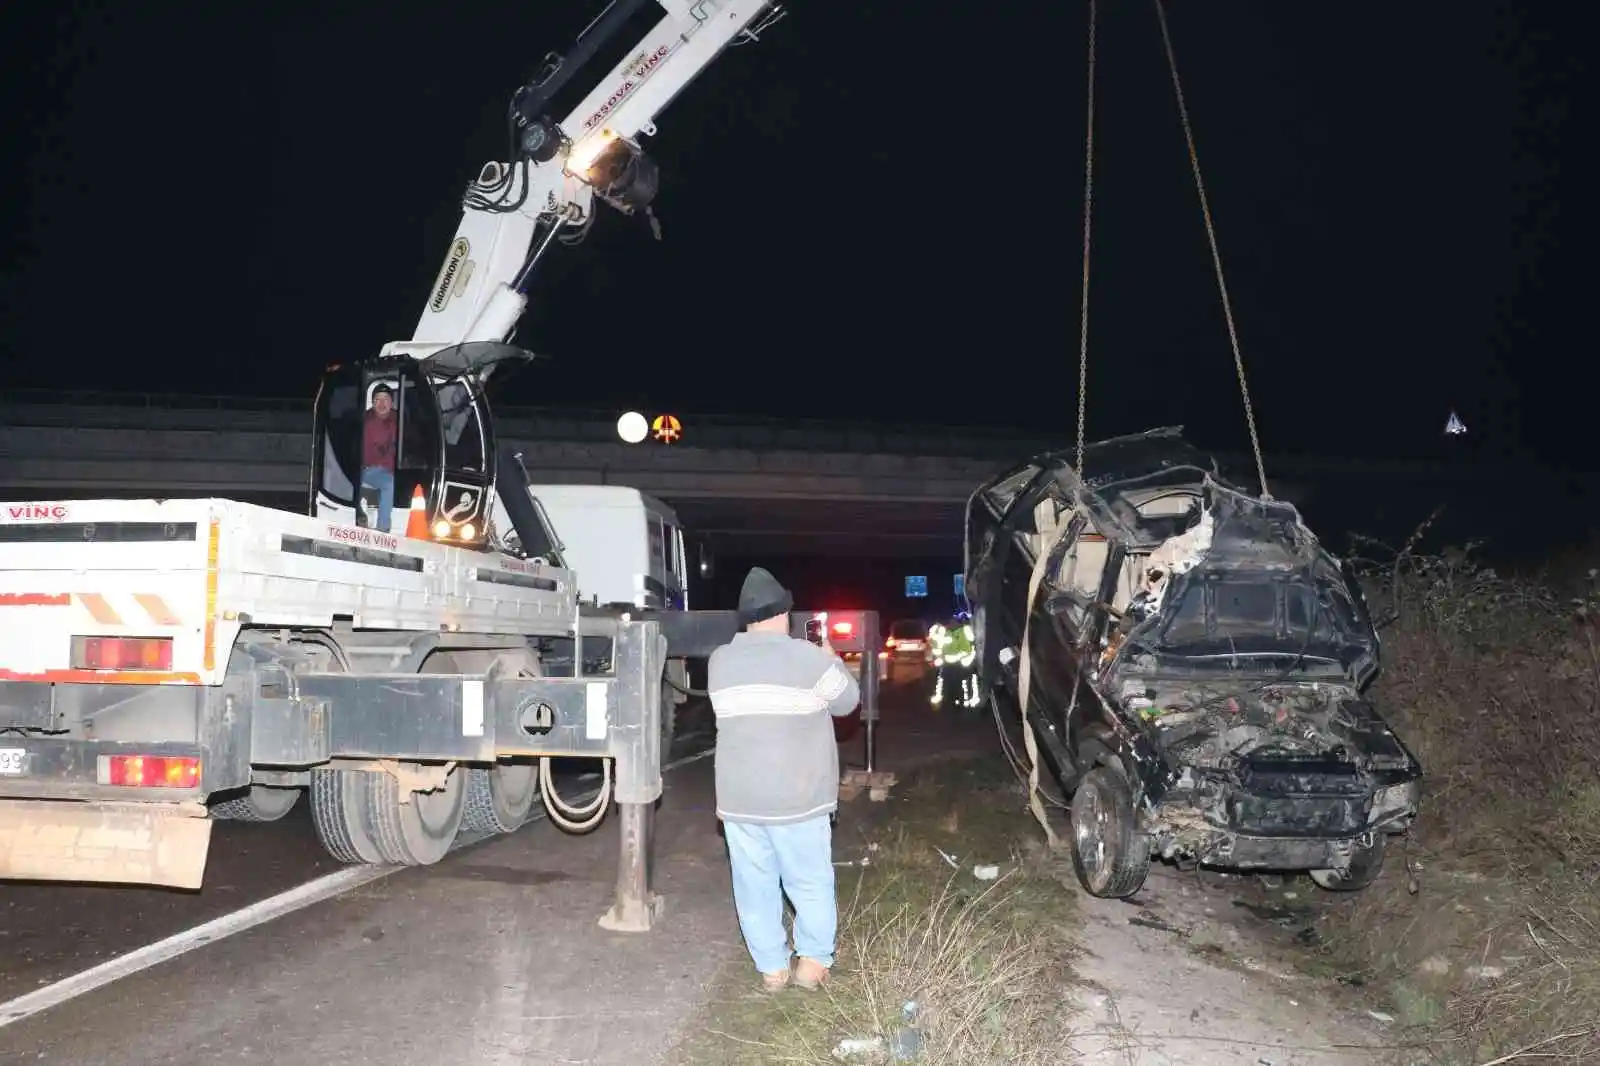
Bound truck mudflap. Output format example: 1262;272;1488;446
0;799;212;890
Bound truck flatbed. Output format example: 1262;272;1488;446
0;498;578;686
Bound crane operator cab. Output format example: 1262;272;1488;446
307;341;564;566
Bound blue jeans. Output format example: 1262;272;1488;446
360;466;394;532
723;815;837;974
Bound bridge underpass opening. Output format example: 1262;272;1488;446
663;496;967;624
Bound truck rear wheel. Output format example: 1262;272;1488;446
366;764;465;866
211;784;301;823
447;649;540;835
661;689;678;758
301;638;389;865
464;761;538;834
662;658;688;757
311;768;386;864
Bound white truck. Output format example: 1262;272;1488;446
520;482;704;744
0;0;780;930
529;484;695;613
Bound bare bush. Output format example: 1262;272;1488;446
1327;529;1600;1063
793;855;1075;1065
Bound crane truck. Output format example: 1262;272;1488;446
0;0;784;930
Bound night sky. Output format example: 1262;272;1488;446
0;2;1585;468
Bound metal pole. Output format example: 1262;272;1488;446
861;611;880;774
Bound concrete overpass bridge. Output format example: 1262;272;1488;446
0;389;1536;559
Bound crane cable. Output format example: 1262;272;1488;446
1029;0;1274;850
1153;0;1271;499
1074;0;1097;479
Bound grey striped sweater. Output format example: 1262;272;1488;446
707;630;862;824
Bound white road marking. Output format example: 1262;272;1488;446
0;747;716;1029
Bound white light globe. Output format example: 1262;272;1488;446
616;410;649;444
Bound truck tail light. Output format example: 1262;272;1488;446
831;620;854;637
72;636;174;671
99;755;201;789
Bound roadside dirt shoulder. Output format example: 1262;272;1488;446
1067;860;1397;1065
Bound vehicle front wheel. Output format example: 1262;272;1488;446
1309;833;1387;892
1069;765;1152;899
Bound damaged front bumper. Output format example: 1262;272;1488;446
1145;773;1421;872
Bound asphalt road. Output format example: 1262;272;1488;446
0;743;707;1006
0;679;941;1063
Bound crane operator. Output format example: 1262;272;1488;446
928;611;981;711
361;384;399;532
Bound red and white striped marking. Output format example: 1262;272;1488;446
0;591;189;629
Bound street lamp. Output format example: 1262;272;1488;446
616;410;649;444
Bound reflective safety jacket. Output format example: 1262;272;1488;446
930;622;975;668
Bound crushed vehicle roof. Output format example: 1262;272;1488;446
971;426;1383;686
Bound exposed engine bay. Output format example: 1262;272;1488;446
1119;677;1421;869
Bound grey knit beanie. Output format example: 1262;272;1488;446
737;566;794;625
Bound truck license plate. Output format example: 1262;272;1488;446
0;748;26;775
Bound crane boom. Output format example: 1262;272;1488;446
390;0;780;368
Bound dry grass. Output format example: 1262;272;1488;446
1314;523;1600;1063
671;758;1081;1065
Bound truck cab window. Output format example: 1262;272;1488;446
435;376;487;474
318;381;362;503
661;522;679;575
393;374;440;473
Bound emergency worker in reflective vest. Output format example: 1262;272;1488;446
928;613;981;710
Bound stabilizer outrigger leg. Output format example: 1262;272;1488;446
599;800;664;932
598;618;668;932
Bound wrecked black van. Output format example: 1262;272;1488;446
964;428;1422;899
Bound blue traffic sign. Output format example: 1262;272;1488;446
953;573;965;600
905;575;928;598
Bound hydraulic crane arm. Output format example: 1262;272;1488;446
387;0;782;372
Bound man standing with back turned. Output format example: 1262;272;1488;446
709;567;861;992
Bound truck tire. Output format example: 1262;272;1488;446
660;689;678;759
365;764;466;866
311;767;386;865
464;761;538;834
294;636;389;865
1310;833;1387;892
211;784;301;823
443;647;541;835
661;657;690;757
1069;765;1152;899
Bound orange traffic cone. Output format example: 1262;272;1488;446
404;485;429;539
